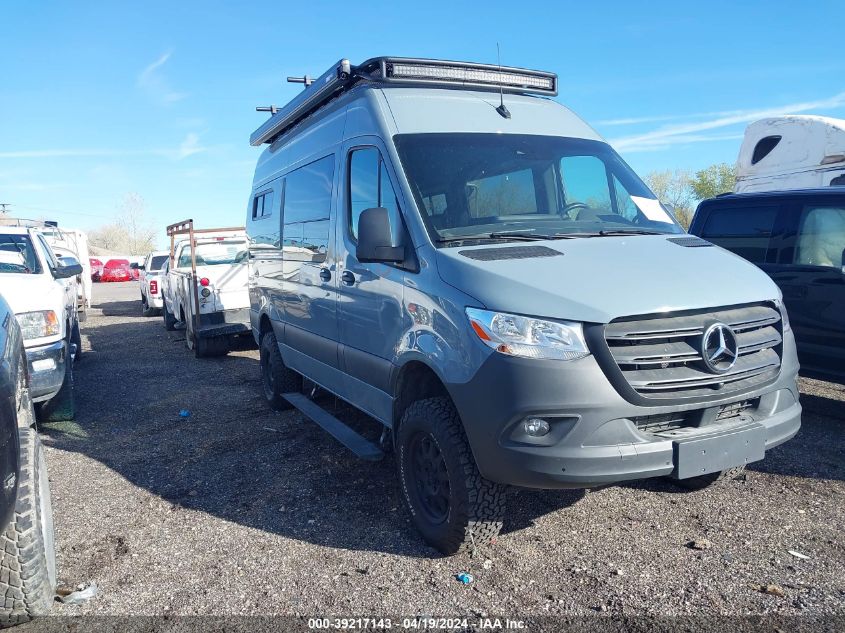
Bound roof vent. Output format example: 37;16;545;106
666;236;713;248
459;245;563;261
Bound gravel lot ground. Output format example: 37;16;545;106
32;282;844;625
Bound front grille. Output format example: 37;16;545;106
715;398;757;421
631;398;760;434
631;412;689;433
604;304;782;400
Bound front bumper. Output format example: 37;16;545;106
26;340;68;403
449;339;801;489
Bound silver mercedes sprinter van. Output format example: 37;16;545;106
246;57;801;554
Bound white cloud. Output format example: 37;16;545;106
0;149;129;158
596;110;748;127
176;133;206;159
610;92;845;152
137;51;187;104
0;135;208;161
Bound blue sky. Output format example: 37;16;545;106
1;0;843;246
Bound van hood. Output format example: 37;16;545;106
0;273;64;315
435;235;781;324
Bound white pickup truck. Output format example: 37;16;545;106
162;221;251;357
134;250;169;316
0;225;82;420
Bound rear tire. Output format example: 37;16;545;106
397;397;507;555
0;427;56;624
37;354;75;422
163;302;176;331
260;331;300;411
670;466;746;491
141;294;157;317
192;334;228;358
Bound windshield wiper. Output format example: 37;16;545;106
551;229;667;238
597;229;666;236
436;231;555;244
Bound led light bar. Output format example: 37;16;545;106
385;61;556;95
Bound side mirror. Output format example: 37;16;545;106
53;263;83;279
130;262;144;270
356;207;405;263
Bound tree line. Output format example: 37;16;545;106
88;193;157;255
644;162;737;229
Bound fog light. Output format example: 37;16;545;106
524;417;550;437
31;359;56;372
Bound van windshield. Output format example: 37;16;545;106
0;234;43;274
393;134;682;243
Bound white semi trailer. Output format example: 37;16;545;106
735;115;845;193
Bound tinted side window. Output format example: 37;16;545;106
700;205;778;263
794;205;845;268
284;156;335;223
282;155;335;263
252;190;275;219
348;148;400;239
150;255;168;270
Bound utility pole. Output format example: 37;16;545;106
0;203;11;215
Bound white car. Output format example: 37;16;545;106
0;227;82;420
135;250;169;316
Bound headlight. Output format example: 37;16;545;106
17;311;60;340
466;308;589;361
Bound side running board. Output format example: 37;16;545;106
282;393;384;461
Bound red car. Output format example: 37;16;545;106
90;258;104;282
100;259;132;282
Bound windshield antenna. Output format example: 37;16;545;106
495;43;511;120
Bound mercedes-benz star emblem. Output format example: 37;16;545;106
700;322;738;374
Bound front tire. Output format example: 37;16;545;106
397;397;507;555
70;322;82;363
0;427;56;624
259;331;300;411
37;353;75;422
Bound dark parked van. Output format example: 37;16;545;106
690;188;845;379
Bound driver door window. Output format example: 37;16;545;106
34;234;59;272
348;147;400;241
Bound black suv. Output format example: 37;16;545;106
690;188;845;380
0;291;56;624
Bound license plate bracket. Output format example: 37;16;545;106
672;422;766;479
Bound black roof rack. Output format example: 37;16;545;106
250;56;558;147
